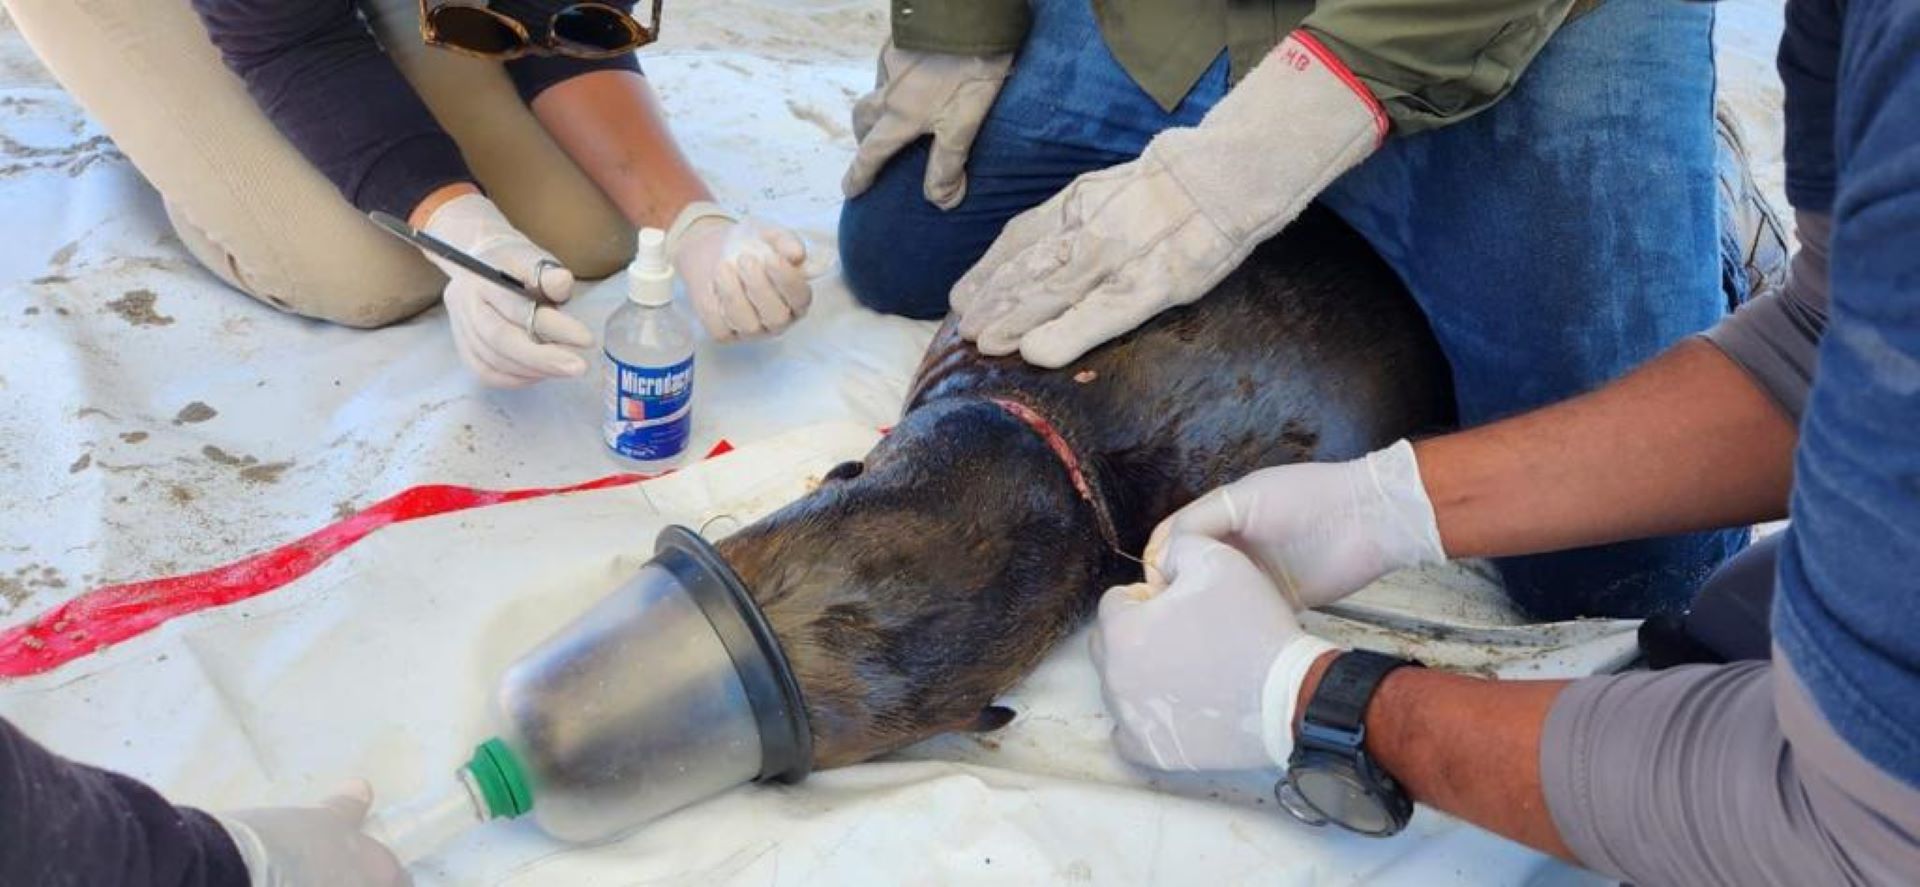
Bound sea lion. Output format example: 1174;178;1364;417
717;208;1454;769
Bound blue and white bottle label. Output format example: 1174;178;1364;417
604;353;694;462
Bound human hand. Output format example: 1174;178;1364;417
669;205;812;341
216;781;410;887
1092;535;1341;772
1148;440;1445;612
950;33;1386;368
421;193;593;388
842;40;1014;210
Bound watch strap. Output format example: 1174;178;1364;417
1304;650;1414;734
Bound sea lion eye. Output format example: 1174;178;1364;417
825;461;865;482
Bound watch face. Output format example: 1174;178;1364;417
1294;767;1392;835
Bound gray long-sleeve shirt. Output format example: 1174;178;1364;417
1543;659;1920;886
1702;210;1832;420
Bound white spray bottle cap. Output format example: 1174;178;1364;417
629;228;674;307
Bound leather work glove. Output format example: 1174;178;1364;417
1149;440;1446;612
842;40;1015;210
421;193;593;388
1092;535;1341;772
668;202;813;341
216;781;410;886
952;33;1388;368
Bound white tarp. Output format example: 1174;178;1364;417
0;1;1786;883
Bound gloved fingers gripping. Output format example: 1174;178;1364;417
738;255;797;332
745;226;815;318
714;262;765;338
1155;486;1243;553
760;225;809;266
463;338;542;389
532;262;576;304
477;239;576;305
447;299;538;388
531;306;596;349
687;271;735;342
469;297;588;379
771;257;814;318
760;246;815;318
843;104;928;200
471;279;593;354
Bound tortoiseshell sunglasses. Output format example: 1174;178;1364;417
419;0;662;60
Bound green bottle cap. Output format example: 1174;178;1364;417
464;737;534;819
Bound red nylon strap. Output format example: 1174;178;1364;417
0;440;735;679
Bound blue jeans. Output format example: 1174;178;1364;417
840;0;1748;620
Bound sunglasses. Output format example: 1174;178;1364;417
419;0;662;60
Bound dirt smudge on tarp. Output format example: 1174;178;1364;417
201;445;249;467
104;289;175;327
239;462;293;484
173;402;217;425
1;564;69;611
200;445;293;484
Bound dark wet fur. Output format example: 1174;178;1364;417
717;209;1454;769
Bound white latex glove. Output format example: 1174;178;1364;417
842;40;1014;209
1149;439;1446;612
1092;535;1341;772
216;781;410;887
421;193;594;388
952;33;1388;368
668;203;812;341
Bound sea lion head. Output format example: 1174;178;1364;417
715;398;1115;769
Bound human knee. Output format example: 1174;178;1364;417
195;231;442;329
838;197;959;320
507;202;636;282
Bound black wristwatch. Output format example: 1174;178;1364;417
1275;650;1416;837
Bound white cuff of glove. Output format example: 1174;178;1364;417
666;201;740;257
1260;636;1345;768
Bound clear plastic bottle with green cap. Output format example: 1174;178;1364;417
360;526;813;865
361;739;530;864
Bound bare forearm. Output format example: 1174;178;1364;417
1298;655;1575;859
531;70;712;229
1418;340;1795;559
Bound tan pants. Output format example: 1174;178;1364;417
2;0;635;327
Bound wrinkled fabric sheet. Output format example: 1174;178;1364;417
0;0;1787;882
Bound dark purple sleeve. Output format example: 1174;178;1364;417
189;0;472;220
0;717;248;887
